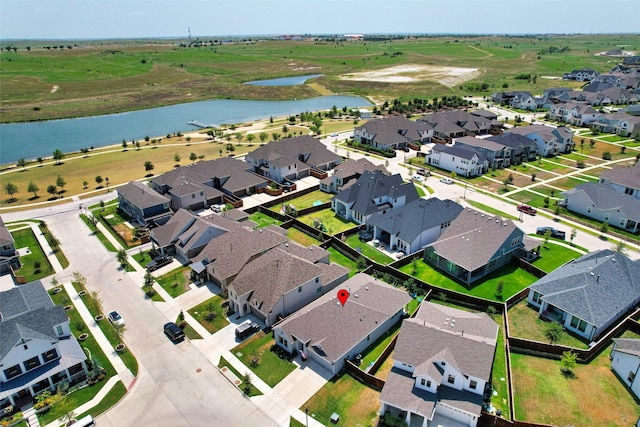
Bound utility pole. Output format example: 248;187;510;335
188;27;192;44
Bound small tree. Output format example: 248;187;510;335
602;151;612;160
487;305;497;318
189;152;198;164
27;181;39;198
17;157;27;171
56;174;67;193
53;149;64;165
4;182;18;201
612;240;627;255
243;372;253;395
495;280;504;300
545;323;563;343
543;227;552;246
246;133;255;145
259;132;268;144
144;160;155;175
116;249;128;268
144;271;155;289
47;184;58;199
570;228;577;246
82;180;88;189
531;173;537;182
122;139;128;150
95;175;104;188
356;256;367;271
174;153;181;165
600;221;609;236
560;350;578;375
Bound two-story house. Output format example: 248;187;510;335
417;110;500;142
319;158;388;194
599;161;640;200
454;136;512;169
506;124;575;157
424;144;489;177
0;281;88;409
562;68;599;81
366;198;463;256
227;246;349;327
485;133;538;165
424;209;539;285
379;302;498;427
331;170;420;224
548;103;601;126
245;135;342;183
117;180;173;227
0;217;20;276
353;116;433;151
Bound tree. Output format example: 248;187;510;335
105;177;110;190
135;141;141;151
144;161;155;175
56;174;66;192
49;236;60;252
600;221;609;235
495;280;504;300
602;151;612;160
4;182;18;201
271;132;281;141
144;272;155;289
570;228;577;246
243;372;253;395
235;132;244;142
612;240;627;255
53;149;64;165
545;322;563;343
502;178;510;190
543;228;552;246
116;249;128;268
81;147;89;157
531;173;537;182
27;181;39;198
189;152;198;164
259;132;268;144
82;180;89;189
356;256;367;271
47;184;58;199
37;157;44;167
560;350;578;375
95;175;103;188
174;153;181;165
122;139;128;150
246;133;255;145
17;157;27;171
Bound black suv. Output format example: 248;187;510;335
146;255;172;272
164;322;185;341
536;226;566;240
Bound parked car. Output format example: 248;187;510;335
235;320;260;340
517;204;537;216
400;146;410;152
210;204;225;213
412;175;423;183
416;169;429;176
440;178;453;185
108;310;125;327
164;322;185;342
146;255;173;272
330;132;338;137
536;226;566;240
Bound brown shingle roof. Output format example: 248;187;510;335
413;302;498;344
0;217;13;246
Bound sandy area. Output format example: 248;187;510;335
51;85;59;93
339;64;481;87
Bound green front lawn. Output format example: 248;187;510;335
155;265;192;298
400;259;538;301
187;295;229;334
344;235;394;265
507;299;590;349
10;227;54;281
511;333;640;426
531;240;582;272
302;373;380;427
218;356;262;397
132;249;154;268
79;214;118;252
75;380;127;421
232;331;295;387
248;211;283;228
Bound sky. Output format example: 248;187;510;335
1;0;638;40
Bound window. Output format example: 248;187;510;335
298;286;302;293
426;380;431;388
420;378;426;386
447;375;455;384
24;356;41;371
4;365;22;380
316;287;322;294
587;207;592;213
628;371;636;383
56;325;63;336
469;380;477;390
578;319;587;332
570;316;579;328
42;348;58;363
532;292;541;304
604;213;610;221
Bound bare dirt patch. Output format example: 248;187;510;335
339;64;481;87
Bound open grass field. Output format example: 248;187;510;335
1;34;633;123
511;330;640;426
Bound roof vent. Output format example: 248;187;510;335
590;272;594;276
365;286;369;290
496;219;499;223
354;294;359;298
612;258;616;262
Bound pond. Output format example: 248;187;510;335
244;74;324;86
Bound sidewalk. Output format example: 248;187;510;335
10;221;64;273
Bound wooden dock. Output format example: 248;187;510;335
187;120;219;129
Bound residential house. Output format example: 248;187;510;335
485;133;538;165
491;91;545;111
610;338;640;399
424;144;489;177
417;110;501;141
506;124;575;156
424;209;539;285
150;157;268;211
366;198;463;256
548;103;601;126
563;68;599;81
0;217;19;276
117;180;172;227
0;281;88;409
331;170;420;224
272;273;412;374
149;209;253;262
527;250;640;341
227;246;349;327
245;135;342;183
591;112;640;136
599;161;640;200
191;225;289;289
353;116;433;151
379;302;498;427
319;158;387;194
561;182;640;233
454;135;512;169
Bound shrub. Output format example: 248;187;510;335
602;151;612;160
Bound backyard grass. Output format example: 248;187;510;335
286;226;323;246
531;240;583;272
276;190;333;211
490;315;510;420
400;259;538;302
248;211;283;228
232;331;295;387
217;356;262;397
10;227;55;281
187;295;229;334
75;380;127;421
95;204;142;248
298;209;355;235
302;373;381;427
507;299;590;349
511;334;640;426
326;247;359;277
359;321;402;372
155;265;192;298
344;234;394;265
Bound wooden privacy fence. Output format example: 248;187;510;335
344;360;385;391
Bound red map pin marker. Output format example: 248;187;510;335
337;289;349;306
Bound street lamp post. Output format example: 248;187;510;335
305;408;309;427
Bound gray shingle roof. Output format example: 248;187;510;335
613;338;640;357
600;161;640;190
487;132;538;150
428;209;524;272
0;280;51;320
276;273;411;365
117;181;169;209
151;209;243;250
246;135;341;169
437;385;484;415
331;158;387;180
379;367;437;418
563;182;640;222
356;116;432;146
367;198;463;244
414;302;498;344
530;250;640;329
0;216;14;246
431;144;487;162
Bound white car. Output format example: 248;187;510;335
412;175;423;183
440;178;453;185
108;310;125;328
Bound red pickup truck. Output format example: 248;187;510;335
517;204;537;216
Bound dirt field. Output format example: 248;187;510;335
339;64;482;87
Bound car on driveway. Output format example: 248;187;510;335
164;322;185;342
108;310;125;327
440;178;453;185
517;204;537;216
235;320;260;340
536;226;566;240
400;146;410;152
146;255;173;272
